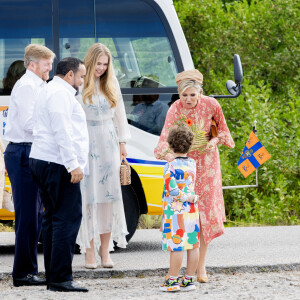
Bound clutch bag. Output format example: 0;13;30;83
210;119;218;138
120;157;131;186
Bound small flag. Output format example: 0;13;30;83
237;131;271;178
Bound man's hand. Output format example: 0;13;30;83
70;167;83;183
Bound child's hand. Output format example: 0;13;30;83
187;194;195;203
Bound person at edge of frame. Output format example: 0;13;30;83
3;44;55;287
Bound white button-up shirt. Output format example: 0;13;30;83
30;76;89;173
4;69;45;143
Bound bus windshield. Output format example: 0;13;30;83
59;0;178;89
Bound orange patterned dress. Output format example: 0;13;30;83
154;96;235;244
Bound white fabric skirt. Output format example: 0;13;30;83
76;120;128;253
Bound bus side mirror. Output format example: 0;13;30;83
225;54;243;97
210;54;243;99
234;54;243;84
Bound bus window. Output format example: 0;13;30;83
131;37;177;87
56;0;181;135
58;0;95;61
58;0;178;89
97;38;124;81
95;0;178;88
0;0;52;95
124;93;178;136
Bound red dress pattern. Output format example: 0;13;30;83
154;96;235;244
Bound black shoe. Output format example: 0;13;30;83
13;274;47;287
48;281;88;292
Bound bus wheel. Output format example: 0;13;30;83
121;185;140;242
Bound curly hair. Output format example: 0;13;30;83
167;125;194;154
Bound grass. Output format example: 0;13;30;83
138;214;162;229
137;215;284;229
224;220;268;227
0;221;14;232
1;215;296;233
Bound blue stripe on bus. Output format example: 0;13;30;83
126;158;166;166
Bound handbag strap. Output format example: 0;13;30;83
121;155;130;167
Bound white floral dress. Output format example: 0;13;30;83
76;80;131;252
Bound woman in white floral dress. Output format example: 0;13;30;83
76;43;130;269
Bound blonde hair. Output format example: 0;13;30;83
177;80;203;95
83;43;117;107
24;44;55;68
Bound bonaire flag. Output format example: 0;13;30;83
237;131;271;178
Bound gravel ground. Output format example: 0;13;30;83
0;271;299;300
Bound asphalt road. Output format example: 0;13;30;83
0;226;299;278
0;271;299;300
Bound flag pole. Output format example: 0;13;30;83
254;120;258;188
223;120;259;190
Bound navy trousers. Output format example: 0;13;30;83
4;143;43;278
29;158;82;283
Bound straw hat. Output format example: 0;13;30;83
176;69;203;85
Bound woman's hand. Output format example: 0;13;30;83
120;143;127;159
205;141;215;153
205;137;219;153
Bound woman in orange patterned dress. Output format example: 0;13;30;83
154;69;235;282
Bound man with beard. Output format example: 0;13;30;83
4;44;55;287
29;57;89;292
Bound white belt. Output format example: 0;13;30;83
86;119;111;126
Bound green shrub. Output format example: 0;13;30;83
174;0;300;225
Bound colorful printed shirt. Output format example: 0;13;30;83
162;157;200;251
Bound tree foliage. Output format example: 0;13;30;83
174;0;300;225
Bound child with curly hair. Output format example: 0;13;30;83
159;125;200;292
